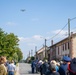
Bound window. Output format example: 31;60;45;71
58;47;59;55
65;43;67;50
62;44;64;51
68;42;69;49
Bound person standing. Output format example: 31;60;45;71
7;60;16;75
58;56;71;75
51;60;59;72
31;60;35;73
50;63;60;75
39;60;44;75
0;56;7;75
42;60;49;75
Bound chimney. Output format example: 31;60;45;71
51;40;53;46
71;32;73;35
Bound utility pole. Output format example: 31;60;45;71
45;39;47;58
68;18;71;58
31;49;33;57
40;37;47;58
35;46;37;59
29;51;30;57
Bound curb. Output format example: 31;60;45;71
15;63;20;75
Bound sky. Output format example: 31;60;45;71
0;0;76;59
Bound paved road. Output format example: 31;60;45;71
19;63;40;75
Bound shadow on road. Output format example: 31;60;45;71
20;71;39;75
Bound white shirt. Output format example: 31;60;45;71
7;63;16;72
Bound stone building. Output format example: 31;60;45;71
50;33;76;60
35;33;76;61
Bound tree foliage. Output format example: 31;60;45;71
0;28;23;62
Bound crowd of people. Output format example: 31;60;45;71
31;56;76;75
0;56;16;75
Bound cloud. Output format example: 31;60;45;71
18;36;42;51
47;29;68;36
32;35;43;40
47;29;68;35
18;35;42;43
47;32;51;34
51;29;68;42
18;37;31;43
52;29;68;35
27;43;36;46
18;30;68;47
18;35;42;42
46;29;68;41
6;22;17;26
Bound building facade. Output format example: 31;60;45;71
36;33;76;61
50;33;76;60
36;46;49;60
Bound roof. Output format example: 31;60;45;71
49;33;76;48
37;46;48;54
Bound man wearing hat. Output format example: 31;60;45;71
58;56;71;75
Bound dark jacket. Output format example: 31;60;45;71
68;64;76;75
58;63;68;75
42;62;49;74
50;72;60;75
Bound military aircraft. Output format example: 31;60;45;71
20;9;26;12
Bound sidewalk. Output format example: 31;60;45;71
15;63;20;75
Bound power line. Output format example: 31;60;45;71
71;28;76;33
70;17;76;21
37;43;44;50
38;17;76;50
69;17;76;33
70;27;76;32
72;26;76;30
47;23;68;41
53;33;68;42
47;17;76;41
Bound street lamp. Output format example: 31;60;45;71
35;46;37;59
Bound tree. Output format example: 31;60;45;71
0;28;23;61
16;47;23;61
0;28;6;56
